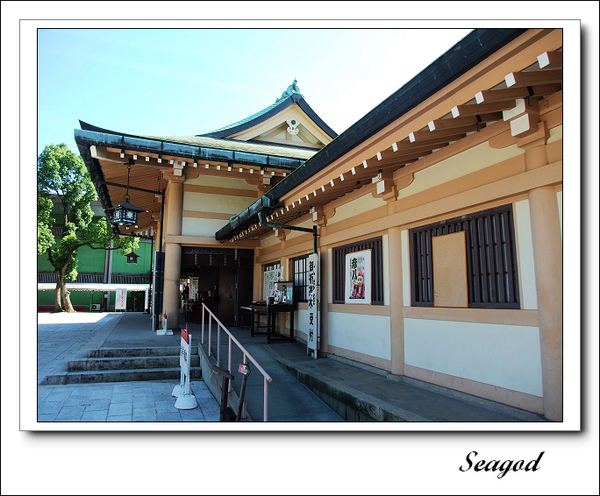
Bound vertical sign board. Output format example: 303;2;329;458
180;326;192;393
115;287;127;311
173;324;197;409
306;253;319;356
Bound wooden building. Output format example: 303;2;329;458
76;29;564;420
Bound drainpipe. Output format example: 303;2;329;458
105;239;113;311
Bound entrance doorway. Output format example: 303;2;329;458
181;247;253;326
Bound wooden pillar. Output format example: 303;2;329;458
162;177;184;330
388;227;405;376
253;248;262;301
518;122;562;421
319;248;329;353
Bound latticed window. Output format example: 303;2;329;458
409;204;520;309
292;254;310;302
332;237;384;305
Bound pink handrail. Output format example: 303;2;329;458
200;303;272;421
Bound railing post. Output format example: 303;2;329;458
264;377;269;422
208;314;212;357
217;324;221;368
201;304;205;344
242;353;248;419
228;335;232;393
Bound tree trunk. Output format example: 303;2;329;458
53;275;63;312
56;271;76;313
63;285;76;313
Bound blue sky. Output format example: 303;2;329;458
37;27;472;155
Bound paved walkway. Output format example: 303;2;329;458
37;312;220;422
36;311;547;425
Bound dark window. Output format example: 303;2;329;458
264;261;280;271
409;204;520;309
332;237;384;305
292;254;310;302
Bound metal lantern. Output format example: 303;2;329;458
126;251;140;264
111;198;145;227
110;158;145;228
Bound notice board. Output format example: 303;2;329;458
432;231;468;308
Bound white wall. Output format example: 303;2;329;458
404;318;543;396
514;199;538;310
181;217;230;237
328;312;391;360
183;191;255;214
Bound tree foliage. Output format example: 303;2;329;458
38;143;139;312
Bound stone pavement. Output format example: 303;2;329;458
36;311;547;425
37;312;220;423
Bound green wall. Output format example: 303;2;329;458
37;211;154;311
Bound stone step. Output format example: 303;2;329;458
88;346;198;358
68;355;200;372
42;366;203;385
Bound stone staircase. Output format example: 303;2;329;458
42;346;202;385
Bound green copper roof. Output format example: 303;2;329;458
201;80;337;140
142;133;316;161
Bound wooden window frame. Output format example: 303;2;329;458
409;204;520;309
292;254;310;303
332;237;384;305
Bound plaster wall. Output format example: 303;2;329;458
514;199;538;310
183;191;255;215
404;318;543;397
327;194;386;226
397;141;522;200
182;217;231;238
328;312;391;360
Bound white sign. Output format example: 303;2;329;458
190;277;199;300
115;287;127;310
263;265;283;301
306;253;319;355
345;249;372;304
173;325;197;409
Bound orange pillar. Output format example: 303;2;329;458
519;124;563;421
319;248;330;353
388;227;405;376
162;177;184;331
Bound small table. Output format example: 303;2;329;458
240;306;253;329
250;303;294;343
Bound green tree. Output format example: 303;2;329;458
37;143;139;312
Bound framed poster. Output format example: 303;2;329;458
263;265;283;301
345;249;371;304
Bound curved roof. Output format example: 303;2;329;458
78;120;316;161
200;81;338;140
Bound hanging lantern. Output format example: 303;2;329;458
126;251;140;264
110;158;145;228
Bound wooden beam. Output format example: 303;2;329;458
428;113;502;131
538;51;563;69
409;128;473;143
505;69;562;87
452;100;517;117
475;84;562;103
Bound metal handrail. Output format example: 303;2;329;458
200;303;273;421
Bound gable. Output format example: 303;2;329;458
226;103;333;149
